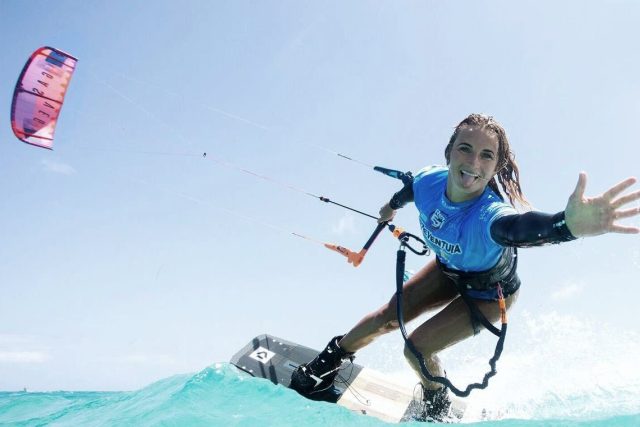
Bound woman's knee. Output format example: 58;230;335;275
371;306;400;334
403;342;415;362
403;340;434;362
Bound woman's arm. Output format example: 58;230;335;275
378;179;415;223
492;173;640;247
491;211;576;247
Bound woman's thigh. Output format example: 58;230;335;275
340;260;459;351
408;290;519;355
391;259;459;323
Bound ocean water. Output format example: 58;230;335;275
0;362;638;426
1;312;639;426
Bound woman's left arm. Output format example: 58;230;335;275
490;173;639;247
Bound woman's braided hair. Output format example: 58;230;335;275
444;113;530;209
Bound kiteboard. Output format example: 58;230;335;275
230;334;465;423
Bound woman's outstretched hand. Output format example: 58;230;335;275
565;172;640;237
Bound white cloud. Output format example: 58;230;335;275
0;351;49;364
331;214;356;235
0;333;32;345
550;281;583;301
112;353;177;366
41;159;76;175
0;334;51;364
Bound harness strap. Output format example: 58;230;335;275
458;288;501;337
435;248;517;336
437;247;518;291
395;237;508;397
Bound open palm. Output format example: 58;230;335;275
565;173;640;237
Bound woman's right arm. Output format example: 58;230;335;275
378;179;415;223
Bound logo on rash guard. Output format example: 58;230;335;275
420;220;462;255
430;209;446;229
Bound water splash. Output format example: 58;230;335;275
441;311;640;422
353;309;640;423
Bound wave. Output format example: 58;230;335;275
1;311;639;426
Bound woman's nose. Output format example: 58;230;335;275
468;152;481;167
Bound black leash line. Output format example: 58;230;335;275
394;236;508;398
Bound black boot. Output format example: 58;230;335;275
290;335;354;395
418;386;452;422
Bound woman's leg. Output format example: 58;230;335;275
403;290;519;389
339;259;458;353
290;259;457;395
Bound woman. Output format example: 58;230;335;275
290;114;640;421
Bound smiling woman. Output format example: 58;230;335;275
444;114;529;208
289;113;640;422
447;124;505;202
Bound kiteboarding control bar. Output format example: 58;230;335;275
324;166;428;267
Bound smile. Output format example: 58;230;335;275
461;170;480;179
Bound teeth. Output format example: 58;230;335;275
461;170;479;178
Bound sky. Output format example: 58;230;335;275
0;0;639;392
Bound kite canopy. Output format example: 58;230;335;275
10;46;78;149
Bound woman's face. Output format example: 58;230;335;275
446;126;500;203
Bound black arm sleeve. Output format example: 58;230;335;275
490;211;577;247
389;180;415;209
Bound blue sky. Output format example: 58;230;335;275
0;1;638;391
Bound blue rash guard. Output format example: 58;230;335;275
413;166;517;299
389;165;576;300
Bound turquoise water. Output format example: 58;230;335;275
1;363;638;426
